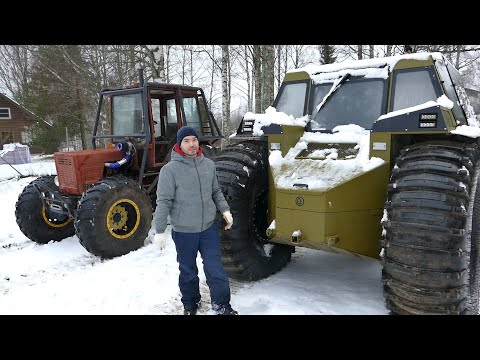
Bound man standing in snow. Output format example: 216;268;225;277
153;126;237;315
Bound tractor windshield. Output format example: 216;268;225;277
111;93;144;136
311;77;387;130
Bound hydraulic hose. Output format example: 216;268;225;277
105;142;133;169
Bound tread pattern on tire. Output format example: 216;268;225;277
75;176;152;258
15;175;75;244
214;141;292;281
382;140;480;314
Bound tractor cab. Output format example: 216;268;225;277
92;69;222;185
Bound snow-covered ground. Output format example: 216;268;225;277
0;157;387;315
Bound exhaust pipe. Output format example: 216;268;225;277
138;68;144;87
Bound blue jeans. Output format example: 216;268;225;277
171;222;231;310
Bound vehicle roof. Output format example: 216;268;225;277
284;52;445;83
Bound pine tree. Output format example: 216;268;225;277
319;45;337;64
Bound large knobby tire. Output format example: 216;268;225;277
15;175;75;244
214;141;293;281
200;144;219;159
382;140;480;314
75;176;152;258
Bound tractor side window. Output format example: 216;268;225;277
391;68;439;112
182;96;202;133
151;98;162;137
274;81;308;118
165;99;178;140
112;93;144;135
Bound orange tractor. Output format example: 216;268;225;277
15;69;223;258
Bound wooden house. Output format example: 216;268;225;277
0;93;49;153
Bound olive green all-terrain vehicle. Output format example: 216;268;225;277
15;69;222;259
214;52;480;315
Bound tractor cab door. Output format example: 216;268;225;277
156;96;179;164
150;90;179;165
149;86;221;167
179;90;219;138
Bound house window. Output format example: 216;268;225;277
0;108;11;119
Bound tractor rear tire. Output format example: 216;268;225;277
15;175;75;244
214;141;293;281
382;141;480;314
75;176;152;258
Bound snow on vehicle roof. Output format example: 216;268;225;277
289;52;443;78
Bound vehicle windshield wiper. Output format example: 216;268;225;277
315;72;351;113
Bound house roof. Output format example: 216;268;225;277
0;93;52;127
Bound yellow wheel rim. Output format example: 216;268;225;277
106;198;141;239
42;207;73;228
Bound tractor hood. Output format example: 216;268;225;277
269;124;384;191
55;148;125;195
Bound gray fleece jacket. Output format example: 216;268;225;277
154;149;230;233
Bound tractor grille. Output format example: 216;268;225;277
54;148;125;195
55;153;77;193
296;143;358;160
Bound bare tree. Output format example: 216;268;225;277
158;45;165;82
289;45;309;68
227;45;253;113
246;45;252;111
209;45;216;110
357;45;363;60
253;45;262;113
262;45;275;111
221;45;230;148
165;45;172;82
276;45;282;94
0;45;31;103
386;45;393;57
140;45;165;82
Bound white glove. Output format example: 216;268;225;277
153;233;167;251
223;210;233;230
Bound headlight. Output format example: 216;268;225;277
54;176;59;187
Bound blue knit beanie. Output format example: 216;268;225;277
177;126;199;146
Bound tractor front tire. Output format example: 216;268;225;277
75;176;153;258
15;175;75;244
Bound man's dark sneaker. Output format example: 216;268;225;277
183;301;201;315
214;305;238;315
